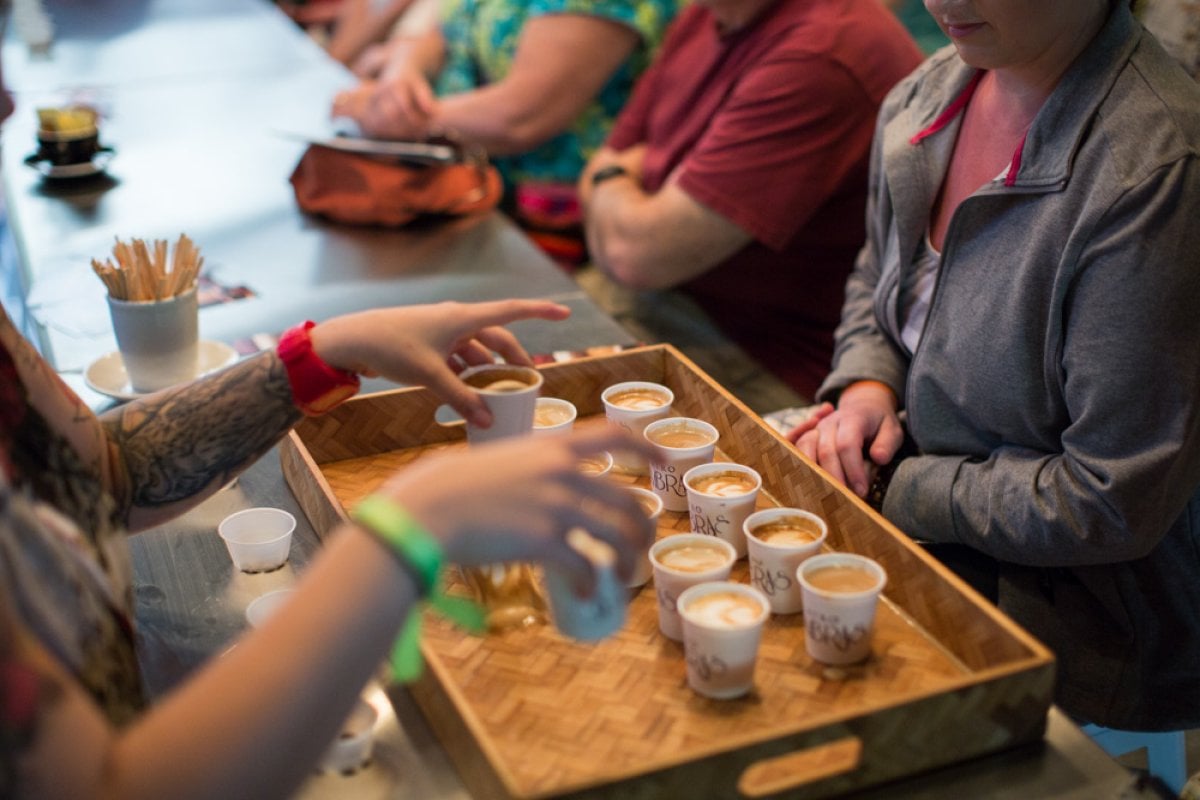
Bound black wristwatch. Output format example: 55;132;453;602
590;164;630;187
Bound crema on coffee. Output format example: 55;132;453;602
689;471;757;497
658;542;731;573
606;388;670;411
805;564;879;593
683;591;764;628
751;518;822;545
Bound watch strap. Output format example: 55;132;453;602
276;321;361;416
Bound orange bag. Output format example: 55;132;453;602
289;138;502;227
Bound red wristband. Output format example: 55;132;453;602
276;321;361;416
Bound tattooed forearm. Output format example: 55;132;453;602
100;352;302;515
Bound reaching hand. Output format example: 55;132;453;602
380;427;659;590
788;382;904;497
310;300;570;427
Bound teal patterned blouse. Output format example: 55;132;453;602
436;0;677;189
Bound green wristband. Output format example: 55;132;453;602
352;494;443;596
351;494;486;683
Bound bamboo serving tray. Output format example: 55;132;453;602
280;345;1055;799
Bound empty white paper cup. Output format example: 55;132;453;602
218;507;296;573
797;553;888;665
318;697;379;774
245;588;296;628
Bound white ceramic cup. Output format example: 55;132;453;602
543;529;627;642
643;416;719;513
649;533;737;641
218;507;296;573
532;396;578;436
683;462;762;559
797;553;888;665
458;363;544;444
106;286;199;393
601;380;674;474
743;508;828;615
624;486;663;588
677;580;770;700
318;698;379;774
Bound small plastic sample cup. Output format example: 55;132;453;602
318;697;379;774
244;588;297;629
218;507;296;573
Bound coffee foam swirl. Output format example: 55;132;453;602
607;388;669;411
659;543;729;573
685;592;762;628
691;473;756;497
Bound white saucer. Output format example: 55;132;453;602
84;340;239;400
24;147;115;180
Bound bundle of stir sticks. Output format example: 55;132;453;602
91;234;203;301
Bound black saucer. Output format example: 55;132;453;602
24;146;115;180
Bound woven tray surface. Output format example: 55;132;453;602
319;432;965;797
285;346;1052;799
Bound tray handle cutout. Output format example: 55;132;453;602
737;735;862;798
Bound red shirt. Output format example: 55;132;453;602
608;0;922;399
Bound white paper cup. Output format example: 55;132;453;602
744;508;828;615
797;553;888;665
649;533;736;641
318;698;379;774
245;588;296;628
532;397;577;436
601;381;674;474
218;507;296;573
107;286;199;393
458;363;544;444
683;462;762;559
578;451;614;478
544;529;627;642
677;581;770;699
644;416;719;512
624;487;663;588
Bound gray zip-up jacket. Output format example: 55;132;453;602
820;5;1200;730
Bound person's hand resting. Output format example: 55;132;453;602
331;69;438;140
381;427;659;592
787;381;904;498
310;299;569;428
